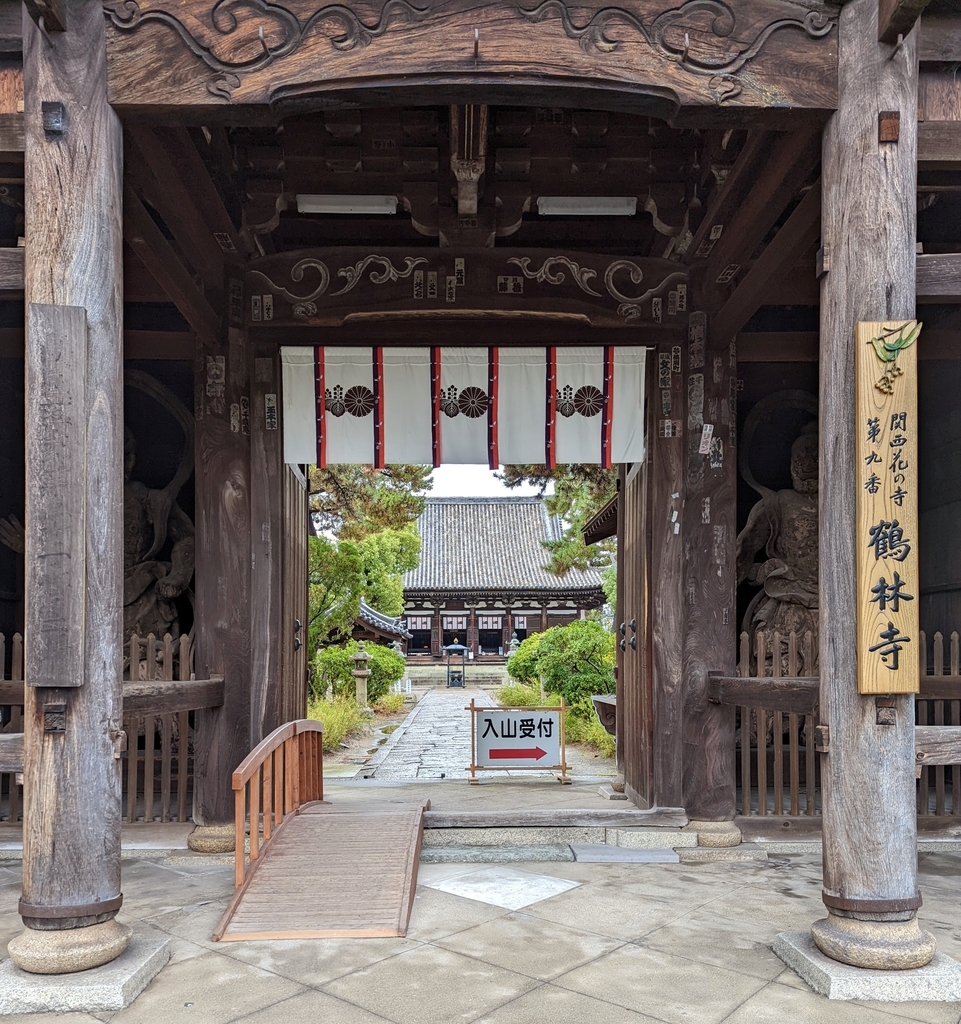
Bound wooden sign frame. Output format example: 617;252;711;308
467;699;570;784
855;320;921;695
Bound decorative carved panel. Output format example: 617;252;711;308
244;247;690;327
104;1;839;119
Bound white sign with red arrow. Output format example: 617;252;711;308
469;704;566;781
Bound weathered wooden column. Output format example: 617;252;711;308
10;2;128;972
813;0;934;968
681;310;738;837
189;326;252;852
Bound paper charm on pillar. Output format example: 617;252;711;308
855;320;921;695
281;346;647;467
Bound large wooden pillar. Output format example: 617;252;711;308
250;342;283;741
11;2;128;972
814;0;933;968
681;311;737;825
190;326;252;849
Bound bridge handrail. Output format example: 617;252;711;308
231;719;325;888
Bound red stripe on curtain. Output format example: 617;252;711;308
431;346;442;467
373;346;385;469
314;345;326;468
601;345;614;469
545;346;557;469
488;347;499;470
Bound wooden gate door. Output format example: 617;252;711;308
281;466;309;723
619;460;653;807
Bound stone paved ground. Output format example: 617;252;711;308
3;852;961;1023
366;689;497;780
364;689;615;782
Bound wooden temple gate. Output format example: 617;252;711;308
0;0;956;979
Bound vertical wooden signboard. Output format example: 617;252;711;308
855;320;921;695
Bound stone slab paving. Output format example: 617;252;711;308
366;689;497;780
1;851;961;1021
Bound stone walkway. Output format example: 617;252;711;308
3;851;961;1022
366;689;496;780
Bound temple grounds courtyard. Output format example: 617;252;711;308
2;846;961;1023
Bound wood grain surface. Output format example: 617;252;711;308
103;0;840;121
818;0;920;913
215;801;426;941
855;321;919;695
681;309;736;822
192;326;253;827
21;0;125;926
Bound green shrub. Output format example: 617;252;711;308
306;694;370;752
495;682;546;708
564;703;616;758
506;620;615;712
374;692;406;715
312;639;406;703
497;682;614;759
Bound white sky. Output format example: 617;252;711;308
425;465;548;498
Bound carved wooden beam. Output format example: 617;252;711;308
879;0;931;45
103;0;840;122
245;247;690;329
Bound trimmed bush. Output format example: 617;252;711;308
312;639;406;704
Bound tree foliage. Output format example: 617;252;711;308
506;619;615;713
307;526;420;653
312;639;406;703
309;465;432;540
498;465;616;576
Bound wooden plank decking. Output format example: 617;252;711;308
212;800;428;941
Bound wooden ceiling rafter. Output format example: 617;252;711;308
157;127;253;261
123;181;220;346
679;129;770;262
126;126;227;293
712;181;822;344
701;130;821;289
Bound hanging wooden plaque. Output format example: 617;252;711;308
855;320;921;695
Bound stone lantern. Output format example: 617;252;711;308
351;642;371;706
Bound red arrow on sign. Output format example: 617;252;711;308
489;747;548;760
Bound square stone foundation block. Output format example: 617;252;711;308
774;931;961;1001
0;928;170;1015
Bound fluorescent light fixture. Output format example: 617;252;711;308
296;194;398;215
537;196;637;217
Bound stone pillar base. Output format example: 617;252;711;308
187;825;235;853
811;913;937;970
8;919;131;975
684;819;741;848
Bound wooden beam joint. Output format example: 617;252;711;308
879;0;932;45
24;0;65;33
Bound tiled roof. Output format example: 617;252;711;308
403;497;604;593
357;599;412;639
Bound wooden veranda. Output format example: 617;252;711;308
0;0;958;979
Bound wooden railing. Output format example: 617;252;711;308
231;719;325;890
1;631;224;824
710;629;961;819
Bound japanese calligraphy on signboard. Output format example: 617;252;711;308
467;700;569;783
855;320;921;695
